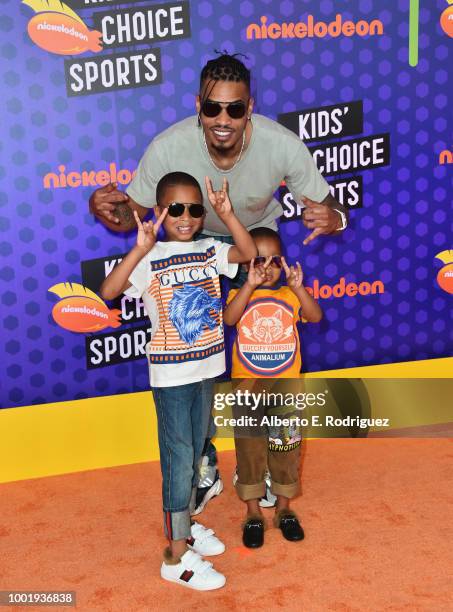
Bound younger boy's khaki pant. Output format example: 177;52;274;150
234;434;301;501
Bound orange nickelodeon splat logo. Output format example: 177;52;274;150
440;0;453;37
49;282;122;333
435;250;453;295
23;0;102;55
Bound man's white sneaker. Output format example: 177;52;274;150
187;522;225;556
161;549;226;591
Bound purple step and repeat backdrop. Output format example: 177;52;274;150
0;0;451;409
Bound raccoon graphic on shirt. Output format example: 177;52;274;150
226;286;304;378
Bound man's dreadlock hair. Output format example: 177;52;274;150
200;53;251;91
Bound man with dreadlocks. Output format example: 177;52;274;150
89;52;348;515
90;53;347;241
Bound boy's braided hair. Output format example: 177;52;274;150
200;52;250;90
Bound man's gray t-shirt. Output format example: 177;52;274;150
127;114;330;236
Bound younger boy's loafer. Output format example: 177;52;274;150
242;517;265;548
276;512;304;542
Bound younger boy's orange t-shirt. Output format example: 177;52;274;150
227;286;303;378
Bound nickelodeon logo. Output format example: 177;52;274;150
23;0;102;56
43;163;136;189
440;2;453;37
305;277;385;300
246;14;384;40
49;282;122;333
410;0;452;67
439;149;453;165
435;251;453;295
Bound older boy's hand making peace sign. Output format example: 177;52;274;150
134;209;168;253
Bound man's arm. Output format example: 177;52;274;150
284;138;349;244
320;192;349;226
89;183;152;232
89;138;166;232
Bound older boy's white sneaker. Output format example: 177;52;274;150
187;521;225;556
161;550;226;590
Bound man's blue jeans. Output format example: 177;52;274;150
152;379;214;540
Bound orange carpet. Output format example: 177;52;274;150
1;440;452;611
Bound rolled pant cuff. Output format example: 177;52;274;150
271;480;300;499
235;481;266;501
164;509;191;541
189;486;197;514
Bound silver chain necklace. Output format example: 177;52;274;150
202;129;246;174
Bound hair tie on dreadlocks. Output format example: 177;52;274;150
231;52;249;61
213;49;249;62
200;52;251;90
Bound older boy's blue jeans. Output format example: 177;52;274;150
194;233;247;477
152;379;214;541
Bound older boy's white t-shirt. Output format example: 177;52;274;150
124;238;238;387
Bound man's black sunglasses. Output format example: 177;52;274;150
166;202;205;218
201;100;248;119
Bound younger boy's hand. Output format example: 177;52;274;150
205;176;233;220
282;257;304;289
134;209;167;252
246;256;271;288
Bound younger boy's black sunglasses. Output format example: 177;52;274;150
253;255;282;268
167;202;205;218
201;100;248;119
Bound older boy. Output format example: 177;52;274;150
100;171;256;589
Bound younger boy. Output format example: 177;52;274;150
223;227;322;548
100;172;256;589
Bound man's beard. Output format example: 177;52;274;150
209;136;239;154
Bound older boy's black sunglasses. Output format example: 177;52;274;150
254;255;282;268
167;202;205;218
201;100;248;119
